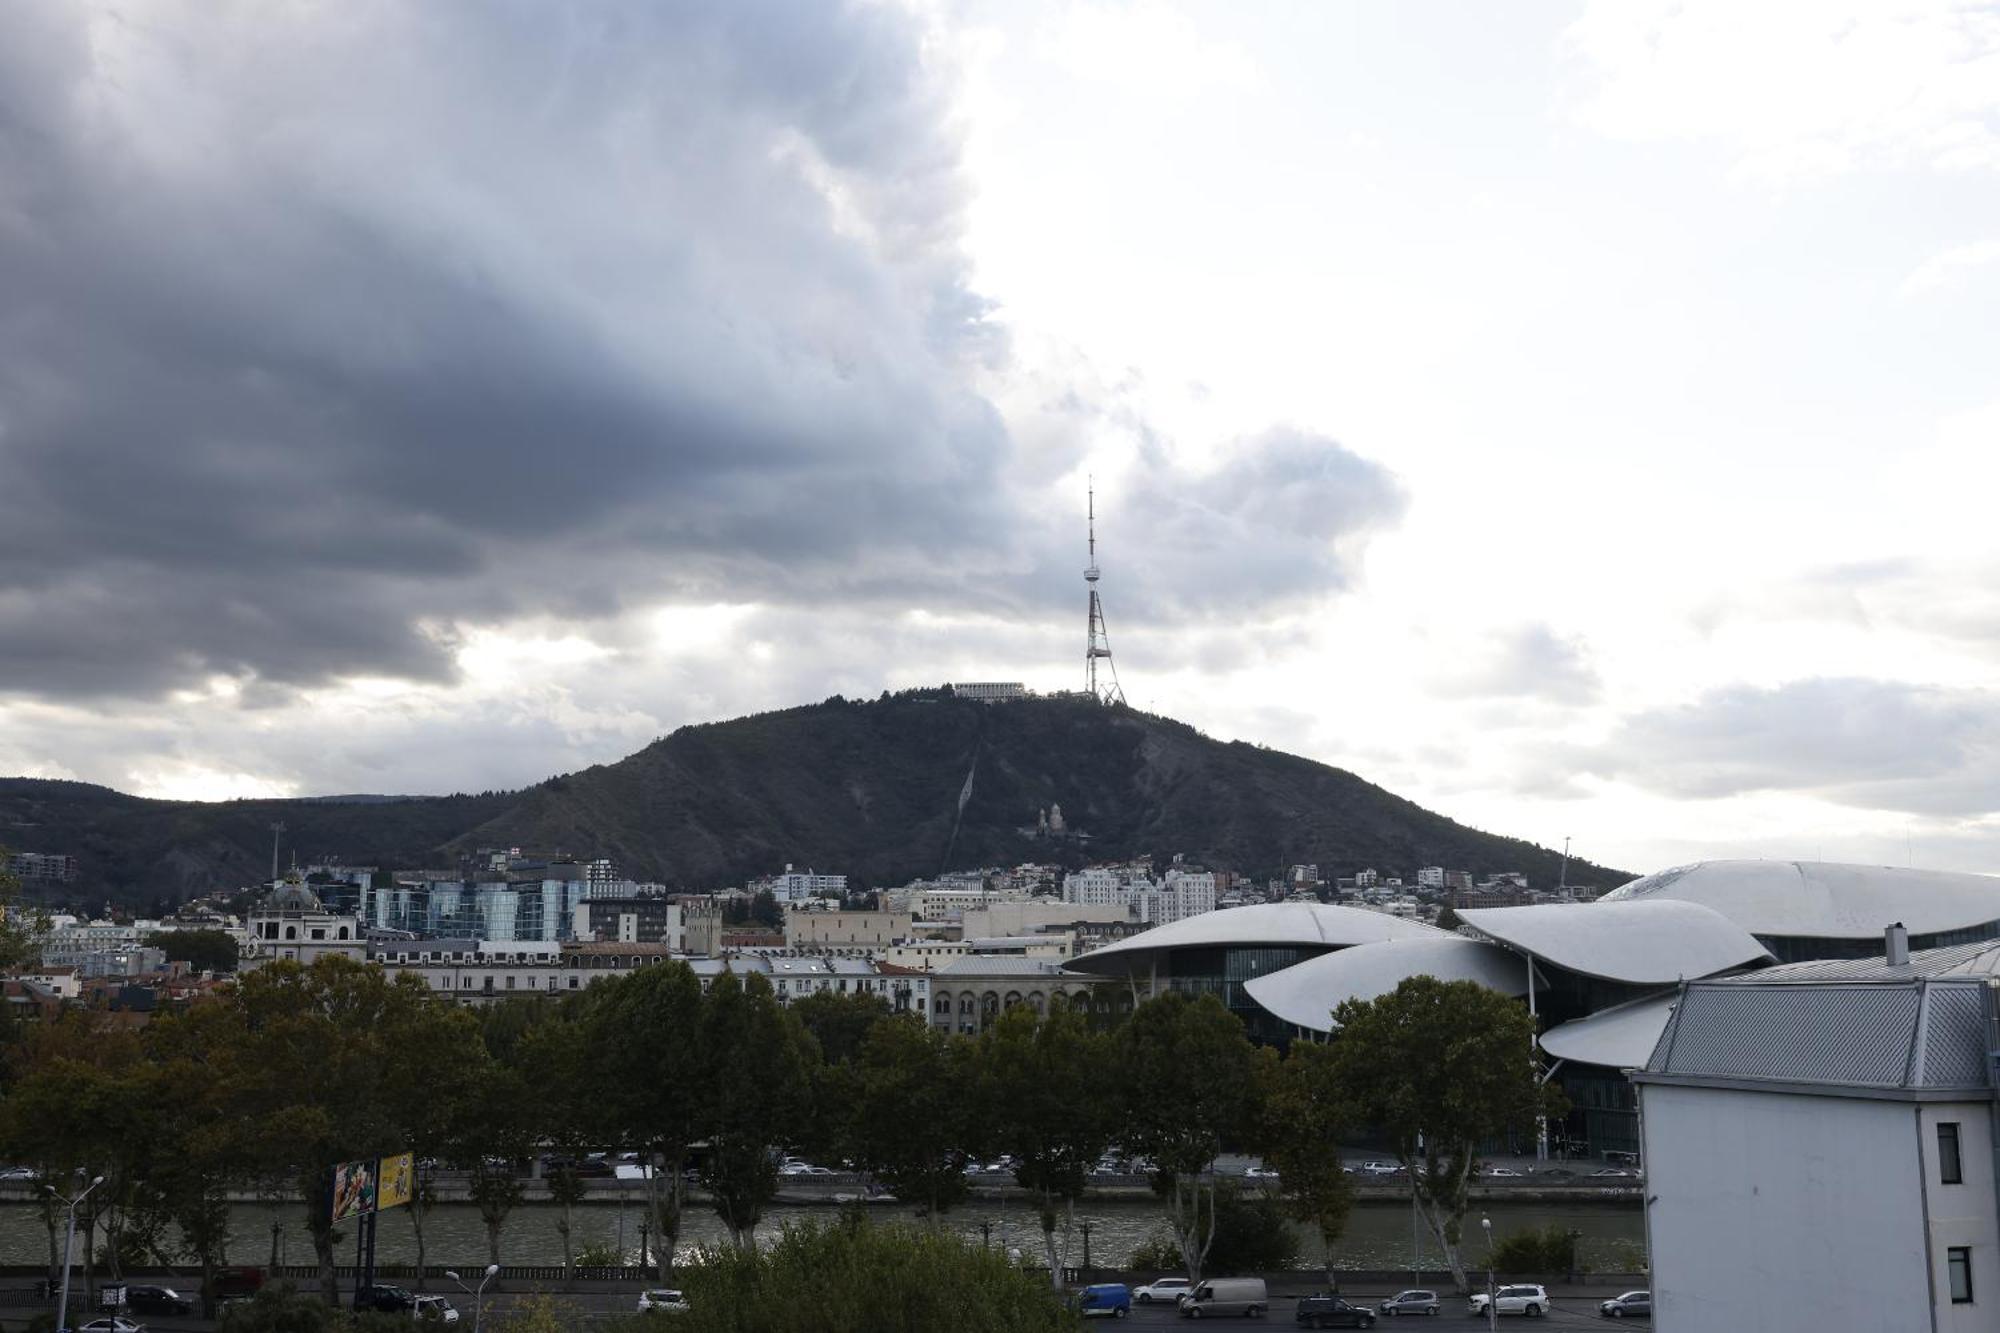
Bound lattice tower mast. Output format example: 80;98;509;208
1084;480;1125;705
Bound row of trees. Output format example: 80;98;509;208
0;952;1555;1308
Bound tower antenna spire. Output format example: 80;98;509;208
1084;477;1125;706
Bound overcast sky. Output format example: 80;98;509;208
2;1;1997;878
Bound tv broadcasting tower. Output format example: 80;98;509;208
1084;480;1126;706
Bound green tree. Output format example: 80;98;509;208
1331;977;1563;1292
143;928;241;975
581;963;706;1279
1256;1040;1355;1291
462;1062;533;1267
698;972;816;1248
1115;992;1260;1290
843;1016;976;1221
516;1001;603;1284
977;999;1111;1286
790;989;891;1066
378;997;492;1289
658;1217;1073;1333
227;957;463;1303
0;847;44;975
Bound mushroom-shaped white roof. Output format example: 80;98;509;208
1600;860;2000;940
1242;937;1541;1034
1457;899;1771;985
1538;993;1679;1070
1066;903;1446;976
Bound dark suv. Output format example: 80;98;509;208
356;1285;418;1313
1296;1293;1376;1328
124;1286;194;1316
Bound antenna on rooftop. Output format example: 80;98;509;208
269;822;286;884
1084;478;1126;706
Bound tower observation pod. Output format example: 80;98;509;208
1084;481;1126;706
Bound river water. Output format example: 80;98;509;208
2;1196;1645;1274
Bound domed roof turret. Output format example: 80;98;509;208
266;881;323;911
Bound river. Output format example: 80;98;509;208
3;1196;1645;1274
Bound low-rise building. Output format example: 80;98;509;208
784;909;913;954
927;957;1122;1036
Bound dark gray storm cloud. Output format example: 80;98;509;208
1583;677;2000;818
0;1;1404;705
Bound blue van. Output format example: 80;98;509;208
1078;1283;1132;1318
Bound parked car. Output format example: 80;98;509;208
1134;1277;1191;1305
1356;1161;1402;1176
1467;1285;1549;1318
1243;1165;1280;1180
1598;1291;1650;1319
544;1156;614;1178
1591;1168;1635;1179
1482;1167;1525;1178
636;1289;689;1314
412;1296;459;1324
1295;1292;1376;1327
208;1266;265;1300
79;1319;145;1333
1180;1277;1267;1318
1378;1289;1439;1316
123;1286;193;1317
1077;1283;1132;1319
357;1284;418;1313
0;1166;36;1181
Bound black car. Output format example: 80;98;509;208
1296;1293;1377;1328
356;1284;417;1313
123;1288;193;1317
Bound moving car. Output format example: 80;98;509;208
1379;1289;1440;1316
1180;1277;1268;1318
1482;1167;1525;1179
1134;1277;1191;1305
1467;1285;1549;1318
1077;1283;1132;1319
1243;1165;1280;1180
1591;1168;1635;1179
78;1320;145;1333
1356;1161;1402;1176
637;1289;689;1313
413;1295;459;1324
356;1284;418;1313
1598;1291;1650;1319
0;1166;36;1181
1295;1292;1376;1327
123;1286;193;1317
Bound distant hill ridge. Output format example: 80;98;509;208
0;690;1628;905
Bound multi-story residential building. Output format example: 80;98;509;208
1416;866;1445;889
571;894;683;947
6;851;79;884
755;865;848;903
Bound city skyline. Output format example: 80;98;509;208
1;2;1996;879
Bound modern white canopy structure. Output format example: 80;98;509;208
1241;936;1540;1035
1066;901;1446;977
1456;899;1773;986
1539;992;1680;1070
1602;860;2000;958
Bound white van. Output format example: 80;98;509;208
1179;1276;1267;1318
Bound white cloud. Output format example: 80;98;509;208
1900;236;2000;294
1562;0;2000;180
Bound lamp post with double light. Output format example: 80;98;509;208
445;1264;500;1333
47;1173;105;1333
1480;1216;1496;1333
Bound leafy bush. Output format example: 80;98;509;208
217;1284;338;1333
621;1216;1072;1332
1490;1224;1579;1275
1128;1184;1301;1276
575;1240;626;1268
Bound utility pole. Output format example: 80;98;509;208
270;821;286;883
49;1173;105;1333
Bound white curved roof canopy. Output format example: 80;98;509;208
1457;899;1771;985
1066;903;1446;976
1601;860;2000;940
1242;936;1541;1034
1538;993;1678;1070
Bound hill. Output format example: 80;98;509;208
2;692;1628;905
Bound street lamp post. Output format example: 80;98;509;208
1480;1216;1496;1333
445;1264;501;1333
47;1173;106;1333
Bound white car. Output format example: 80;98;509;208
636;1289;689;1314
1468;1284;1549;1318
1591;1168;1635;1179
1483;1167;1525;1178
79;1321;146;1333
1133;1276;1192;1305
1243;1165;1280;1180
412;1296;459;1324
1356;1161;1402;1176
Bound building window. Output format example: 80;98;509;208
1949;1247;1973;1303
1940;1122;1964;1185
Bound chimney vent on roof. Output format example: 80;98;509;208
1886;922;1910;967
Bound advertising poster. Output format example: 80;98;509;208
377;1151;415;1211
330;1159;377;1222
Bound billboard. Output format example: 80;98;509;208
377;1152;415;1211
331;1159;377;1223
